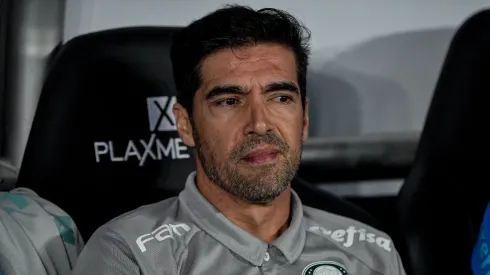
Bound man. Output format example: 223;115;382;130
72;5;406;274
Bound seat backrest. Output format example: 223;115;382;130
17;26;381;240
16;27;196;239
293;176;380;229
396;9;490;275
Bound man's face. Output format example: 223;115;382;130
175;44;309;204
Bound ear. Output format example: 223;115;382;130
302;98;309;142
173;103;196;147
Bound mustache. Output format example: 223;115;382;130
230;132;289;160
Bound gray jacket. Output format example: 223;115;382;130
0;188;84;275
73;172;406;275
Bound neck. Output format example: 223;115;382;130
196;170;292;243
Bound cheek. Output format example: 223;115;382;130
198;126;235;157
277;112;305;143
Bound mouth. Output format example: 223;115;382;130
241;146;280;165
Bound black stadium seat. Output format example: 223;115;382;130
397;9;490;275
17;27;380;240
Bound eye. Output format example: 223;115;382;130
273;95;293;104
216;98;240;107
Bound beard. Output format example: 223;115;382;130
193;127;302;205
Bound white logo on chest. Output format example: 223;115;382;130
136;223;190;253
309;225;392;252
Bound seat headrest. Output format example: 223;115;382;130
20;27;194;191
405;8;490;227
414;9;490;163
397;9;490;275
17;27;196;236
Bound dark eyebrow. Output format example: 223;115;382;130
264;81;299;95
205;85;245;100
205;81;299;101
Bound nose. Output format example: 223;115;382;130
244;96;273;136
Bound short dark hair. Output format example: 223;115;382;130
170;4;311;116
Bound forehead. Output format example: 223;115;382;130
199;44;297;86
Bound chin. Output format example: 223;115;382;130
238;162;278;175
